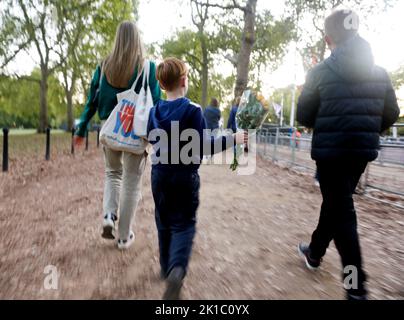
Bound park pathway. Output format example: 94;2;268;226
0;149;403;299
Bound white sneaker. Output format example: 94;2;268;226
117;231;135;250
102;213;117;239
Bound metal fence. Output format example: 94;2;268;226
257;125;404;206
1;127;100;172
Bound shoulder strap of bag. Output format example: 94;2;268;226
98;61;103;88
141;60;150;89
130;59;149;91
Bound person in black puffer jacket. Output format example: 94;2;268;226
296;9;400;300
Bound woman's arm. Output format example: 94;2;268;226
76;66;101;137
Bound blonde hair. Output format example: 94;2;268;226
156;57;188;91
103;21;145;88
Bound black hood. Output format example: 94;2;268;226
325;35;375;82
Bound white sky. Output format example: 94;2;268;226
8;0;404;105
138;0;404;93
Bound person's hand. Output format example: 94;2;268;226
74;136;85;147
235;130;248;145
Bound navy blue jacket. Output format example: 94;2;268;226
203;106;221;130
297;35;400;162
227;105;238;133
147;98;234;171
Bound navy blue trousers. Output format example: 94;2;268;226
151;168;200;276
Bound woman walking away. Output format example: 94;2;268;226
74;21;161;250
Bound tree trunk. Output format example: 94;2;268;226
234;0;257;99
66;89;74;131
201;34;209;109
38;67;49;133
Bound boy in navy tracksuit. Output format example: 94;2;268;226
147;57;245;300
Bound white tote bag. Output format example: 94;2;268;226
99;60;153;154
133;61;154;138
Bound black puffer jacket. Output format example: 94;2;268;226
297;35;400;162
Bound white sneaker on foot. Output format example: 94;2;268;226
117;231;135;250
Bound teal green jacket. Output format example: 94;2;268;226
76;60;161;137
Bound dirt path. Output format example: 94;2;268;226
0;149;403;300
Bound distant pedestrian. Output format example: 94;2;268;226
204;98;221;131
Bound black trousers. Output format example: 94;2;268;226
151;168;200;277
310;160;368;295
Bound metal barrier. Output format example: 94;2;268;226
1;127;99;172
257;125;404;206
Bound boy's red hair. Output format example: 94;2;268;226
156;57;187;91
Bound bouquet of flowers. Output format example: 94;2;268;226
230;90;270;171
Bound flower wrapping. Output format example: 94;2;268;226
230;90;270;171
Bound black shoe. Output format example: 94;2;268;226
298;243;321;270
160;269;167;280
347;293;368;301
163;267;185;300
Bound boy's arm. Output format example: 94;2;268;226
296;70;320;129
191;107;234;156
228;107;237;131
76;66;100;137
226;108;233;129
381;74;400;132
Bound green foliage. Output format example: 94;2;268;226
0;70;65;128
58;0;135;127
0;1;30;69
252;12;296;71
159;3;295;107
0;0;137;129
236;92;269;129
160;29;235;107
213;10;295;73
391;66;404;90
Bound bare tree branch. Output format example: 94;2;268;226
49;18;83;74
203;0;209;21
0;40;30;69
190;0;198;26
39;11;49;64
224;53;238;66
187;52;203;65
193;0;246;12
312;16;324;35
18;0;44;65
